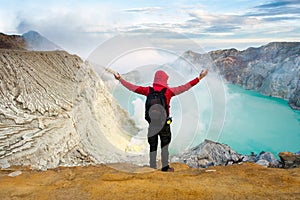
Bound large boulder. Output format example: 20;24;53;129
279;152;300;168
171;139;243;168
254;151;279;167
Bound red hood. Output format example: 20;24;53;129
153;70;169;87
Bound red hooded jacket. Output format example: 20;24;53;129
120;70;200;114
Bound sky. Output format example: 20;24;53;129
0;0;300;58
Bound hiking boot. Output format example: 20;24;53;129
161;165;174;172
166;167;174;172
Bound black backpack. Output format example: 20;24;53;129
145;87;169;124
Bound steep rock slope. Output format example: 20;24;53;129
0;49;137;170
0;33;26;50
183;42;300;109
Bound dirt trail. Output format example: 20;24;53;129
1;163;299;200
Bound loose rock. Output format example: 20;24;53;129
8;170;22;177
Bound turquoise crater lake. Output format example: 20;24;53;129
219;84;300;156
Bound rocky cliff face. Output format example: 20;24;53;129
0;33;26;50
183;42;300;109
0;49;138;170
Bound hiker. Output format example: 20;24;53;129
114;69;208;172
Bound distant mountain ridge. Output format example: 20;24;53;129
0;31;61;51
182;42;300;110
22;30;62;51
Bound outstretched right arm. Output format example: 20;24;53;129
114;73;149;96
170;69;208;96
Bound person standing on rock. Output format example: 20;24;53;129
114;69;208;172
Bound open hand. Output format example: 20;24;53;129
199;69;208;80
114;72;121;80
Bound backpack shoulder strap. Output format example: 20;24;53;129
149;87;154;93
160;88;169;116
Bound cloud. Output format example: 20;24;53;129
205;25;240;33
263;16;300;21
123;7;162;13
183;2;300;40
188;10;218;24
11;3;133;58
16;20;31;33
1;0;299;58
109;49;177;73
185;9;249;35
255;0;300;8
188;10;247;26
246;0;300;18
256;1;291;8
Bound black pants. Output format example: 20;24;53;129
148;123;171;171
